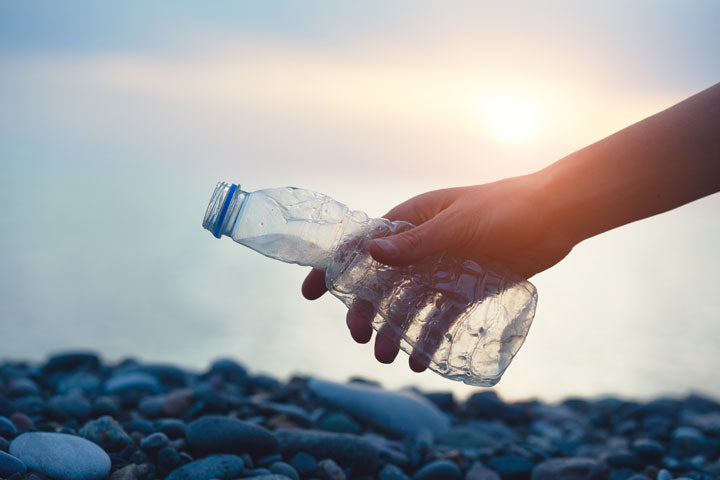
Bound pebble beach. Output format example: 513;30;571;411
0;353;718;480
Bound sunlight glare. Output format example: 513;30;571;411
468;91;542;144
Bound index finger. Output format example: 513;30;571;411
301;268;328;300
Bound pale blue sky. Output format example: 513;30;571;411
1;2;718;400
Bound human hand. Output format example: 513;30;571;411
302;174;577;372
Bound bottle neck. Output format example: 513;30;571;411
202;182;247;238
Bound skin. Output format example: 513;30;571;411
302;82;720;373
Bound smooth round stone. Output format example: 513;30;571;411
672;426;704;455
307;379;450;437
208;358;249;384
289;452;317;475
379;464;410;480
318;412;361;434
187;415;278;457
0;450;26;476
47;392;92;419
10;432;110;480
275;428;378;475
656;469;672;480
412;459;461;480
79;415;133;452
625;475;651;480
43;352;100;375
156;418;187;438
165;454;245;480
141;432;169;451
487;455;534;479
123;419;155;435
270;461;300;480
632;438;665;459
104;372;162;396
531;457;605;480
0;416;18;439
465;462;501;480
9;412;33;432
6;378;40;398
57;372;102;395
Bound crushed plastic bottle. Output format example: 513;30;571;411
203;182;537;386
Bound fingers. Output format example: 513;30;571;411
374;327;400;364
346;300;374;344
369;210;456;266
301;268;328;300
409;355;428;372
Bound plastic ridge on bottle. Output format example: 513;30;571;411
203;181;538;386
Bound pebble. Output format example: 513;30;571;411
156;418;187;438
531;457;605;480
672;426;704;455
165;453;245;480
104;372;162;398
379;463;411;480
318;458;346;480
186;415;279;457
275;428;379;474
10;432;110;480
6;378;40;398
412;459;461;480
0;450;26;477
465;462;501;480
269;461;300;480
656;469;672;480
157;446;182;472
46;391;92;419
208;358;249;384
289;451;317;475
43;352;100;375
79;415;133;452
9;412;33;433
308;378;450;437
0;416;18;439
318;411;362;434
140;431;169;451
0;357;718;480
57;371;102;395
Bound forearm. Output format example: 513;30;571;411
535;82;720;244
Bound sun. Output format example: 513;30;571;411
468;91;542;144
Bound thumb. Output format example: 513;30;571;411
368;216;454;266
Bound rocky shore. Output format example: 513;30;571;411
0;353;718;480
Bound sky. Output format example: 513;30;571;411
1;1;719;401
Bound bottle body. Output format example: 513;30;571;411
204;182;537;386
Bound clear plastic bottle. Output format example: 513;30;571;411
203;182;537;386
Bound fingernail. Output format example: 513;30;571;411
373;238;399;257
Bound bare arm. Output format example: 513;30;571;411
302;82;720;371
